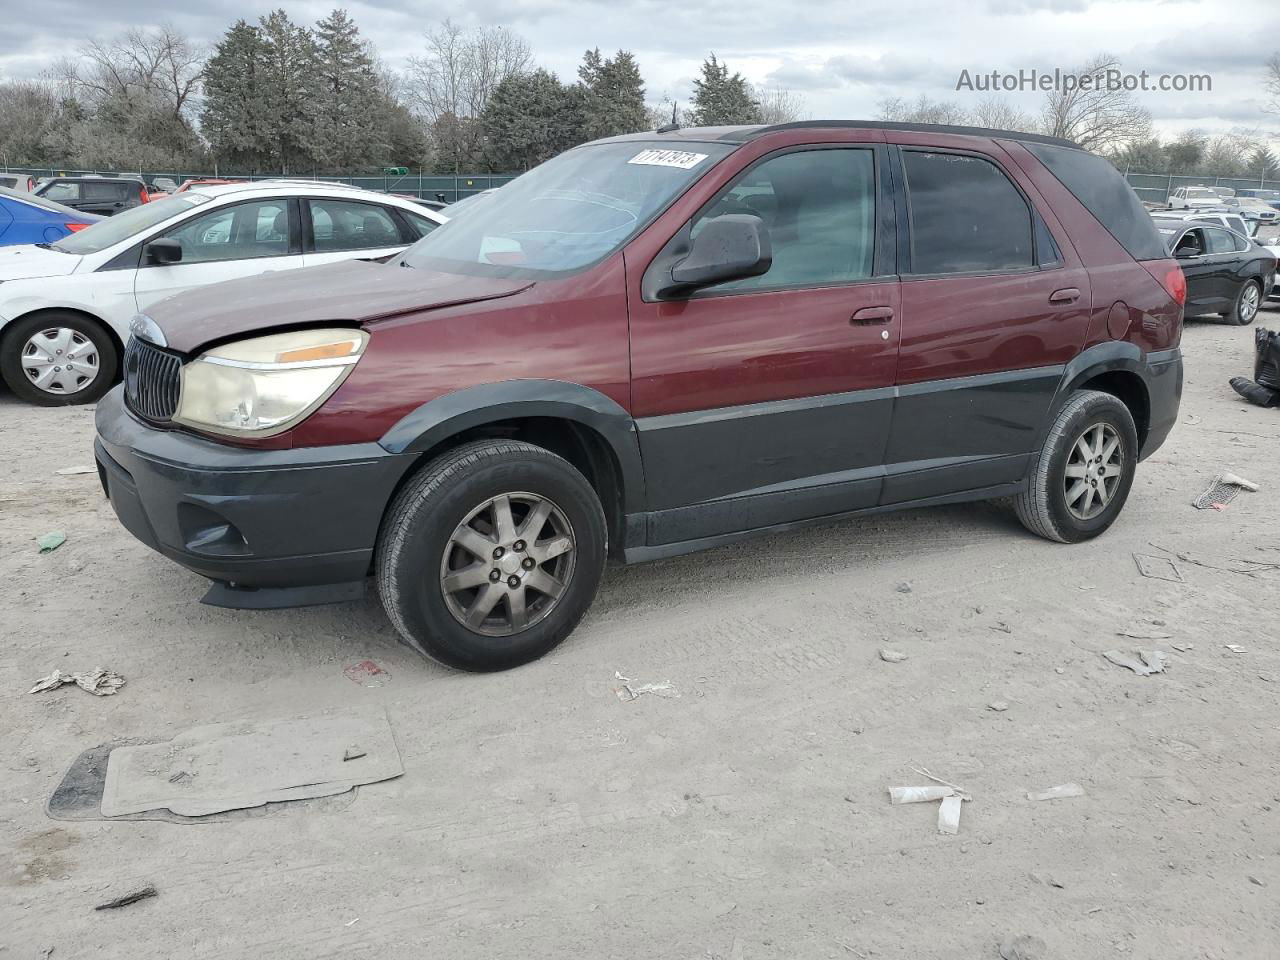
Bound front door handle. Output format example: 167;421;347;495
1049;288;1080;304
850;306;895;324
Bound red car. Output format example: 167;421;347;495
96;121;1184;670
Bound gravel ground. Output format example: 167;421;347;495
3;309;1279;960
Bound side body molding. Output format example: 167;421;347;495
377;379;648;513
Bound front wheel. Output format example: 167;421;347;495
376;439;607;671
1013;390;1138;544
0;312;119;406
1224;280;1261;326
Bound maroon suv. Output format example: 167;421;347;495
95;121;1185;670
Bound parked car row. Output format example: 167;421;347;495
1149;210;1276;323
0;181;446;404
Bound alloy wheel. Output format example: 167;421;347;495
20;327;100;396
1063;422;1123;521
1240;284;1260;323
439;491;576;637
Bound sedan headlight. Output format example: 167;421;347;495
174;328;368;438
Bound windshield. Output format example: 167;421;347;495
52;193;211;254
1186;189;1215;199
399;140;734;276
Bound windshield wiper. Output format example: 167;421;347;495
34;242;68;253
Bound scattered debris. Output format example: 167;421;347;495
29;668;125;697
1030;871;1065;888
990;622;1012;633
1171;642;1194;653
1248;875;1266;887
1028;783;1085;802
1117;629;1172;640
937;794;963;835
167;771;194;785
987;701;1009;712
37;532;66;553
55;465;97;476
344;917;360;927
912;766;971;800
614;672;678;702
94;885;157;911
1192;472;1259;510
896;582;913;594
1102;649;1167;676
999;934;1048;960
1134;553;1183;582
1183;414;1202;425
878;648;908;663
1224;644;1246;654
342;747;366;762
342;660;390;688
890;785;953;804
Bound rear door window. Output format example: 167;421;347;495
902;150;1034;275
1204;227;1239;255
309;199;402;251
85;182;123;201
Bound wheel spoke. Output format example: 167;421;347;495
1064;462;1089;479
1091;424;1106;459
523;568;566;600
508;587;529;631
30;366;61;390
492;495;517;543
1095;479;1112;506
1100;436;1120;464
441;562;492;593
1080;485;1096;515
1075;435;1094;462
531;535;573;563
46;328;74;357
519;499;552;540
465;582;505;628
454;526;497;561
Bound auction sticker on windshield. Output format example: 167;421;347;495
628;149;708;169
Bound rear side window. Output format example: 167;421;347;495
902;151;1033;275
1024;142;1166;261
1204;227;1239;255
85;182;123;201
310;199;402;251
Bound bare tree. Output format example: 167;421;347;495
405;19;530;169
752;85;807;124
877;94;969;125
1039;54;1152;152
55;25;204;122
968;96;1036;132
1267;52;1280;115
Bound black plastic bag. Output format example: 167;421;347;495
1255;327;1280;391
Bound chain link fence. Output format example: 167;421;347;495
0;166;517;203
1125;171;1278;206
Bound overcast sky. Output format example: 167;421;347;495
2;0;1276;140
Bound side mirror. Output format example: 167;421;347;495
145;238;182;265
1175;247;1200;260
659;214;772;298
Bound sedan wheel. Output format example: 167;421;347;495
1236;282;1261;325
21;327;101;396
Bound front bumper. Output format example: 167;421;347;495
94;387;416;594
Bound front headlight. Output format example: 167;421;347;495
174;327;368;438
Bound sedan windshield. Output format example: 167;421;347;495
52;193;211;255
399;140;733;276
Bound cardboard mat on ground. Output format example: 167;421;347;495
101;708;402;817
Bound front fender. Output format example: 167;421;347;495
378;378;647;513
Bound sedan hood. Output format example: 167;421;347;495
0;244;83;281
147;259;533;353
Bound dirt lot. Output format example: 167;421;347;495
3;311;1279;960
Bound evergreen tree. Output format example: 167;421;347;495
689;54;761;126
258;9;323;173
314;9;385;170
578;48;647;140
201;21;273;170
481;69;586;170
1249;147;1280;180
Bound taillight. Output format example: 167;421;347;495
1165;266;1187;306
140;187;149;203
65;222;90;233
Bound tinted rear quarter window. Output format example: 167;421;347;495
1023;142;1166;261
902;150;1033;275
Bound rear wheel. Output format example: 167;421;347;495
1224;280;1261;326
0;312;118;406
1013;390;1138;544
376;439;607;671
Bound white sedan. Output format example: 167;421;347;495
0;181;446;405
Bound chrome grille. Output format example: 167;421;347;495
123;337;181;421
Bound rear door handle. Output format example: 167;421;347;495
850;306;895;324
1049;288;1080;304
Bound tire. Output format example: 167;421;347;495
1223;280;1262;326
376;439;607;671
1013;390;1139;544
0;312;119;406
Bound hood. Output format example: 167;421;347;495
146;259;534;353
0;244;83;281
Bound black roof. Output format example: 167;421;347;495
596;121;1080;150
